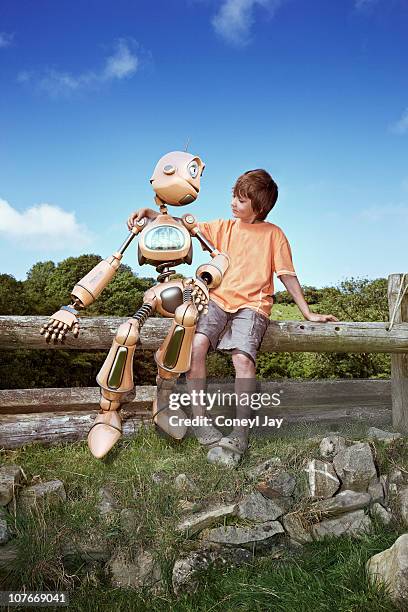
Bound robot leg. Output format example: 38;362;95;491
88;301;154;458
153;299;199;440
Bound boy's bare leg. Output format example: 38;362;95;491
207;349;256;467
186;333;222;446
207;351;255;466
228;351;256;452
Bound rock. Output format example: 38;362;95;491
247;457;282;479
366;534;408;606
305;459;340;498
97;486;119;517
319;436;346;459
120;509;138;535
333;443;377;492
177;500;203;513
397;486;408;524
172;548;251;595
177;503;237;535
312;509;372;540
237;491;292;522
203;521;284;548
311;490;371;518
62;534;110;567
368;480;385;504
389;468;407;487
18;480;66;511
256;471;296;498
282;513;312;544
380;475;390;502
0;465;23;506
387;472;408;501
108;549;162;592
0;518;10;545
174;474;196;493
389;468;407;483
206;446;241;468
367;427;402;444
370;503;392;525
151;471;167;484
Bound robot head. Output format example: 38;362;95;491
150;151;205;206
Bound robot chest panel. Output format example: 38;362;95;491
139;220;192;262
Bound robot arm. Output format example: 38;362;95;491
40;220;147;343
180;214;230;289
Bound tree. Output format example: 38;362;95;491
44;254;103;311
0;274;30;315
25;261;57;314
316;277;388;322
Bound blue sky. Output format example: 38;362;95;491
0;0;407;289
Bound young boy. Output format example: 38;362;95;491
128;169;338;466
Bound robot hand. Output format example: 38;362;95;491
40;305;80;343
190;281;209;315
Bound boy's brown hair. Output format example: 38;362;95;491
233;169;278;221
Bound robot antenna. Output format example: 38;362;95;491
184;137;190;152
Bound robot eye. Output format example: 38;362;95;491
188;161;199;178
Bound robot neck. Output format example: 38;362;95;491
154;195;168;215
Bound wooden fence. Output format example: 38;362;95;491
0;274;407;448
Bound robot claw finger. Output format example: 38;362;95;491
40;151;230;458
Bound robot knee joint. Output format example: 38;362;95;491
115;321;139;346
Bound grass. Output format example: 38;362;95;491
0;427;407;611
271;304;305;321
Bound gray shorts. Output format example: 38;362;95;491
195;299;269;364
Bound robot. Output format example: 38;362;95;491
40;151;230;458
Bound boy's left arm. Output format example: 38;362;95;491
279;274;339;322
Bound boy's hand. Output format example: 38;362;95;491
127;208;158;230
305;312;339;323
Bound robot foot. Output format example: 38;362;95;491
87;411;122;458
152;398;187;441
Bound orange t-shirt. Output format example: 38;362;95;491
197;218;297;318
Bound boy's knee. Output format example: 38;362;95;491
232;351;255;372
192;333;210;356
186;334;210;379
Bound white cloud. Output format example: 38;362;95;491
356;204;408;223
18;38;140;97
390;107;408;135
0;32;13;48
103;39;138;79
0;198;93;250
212;0;283;46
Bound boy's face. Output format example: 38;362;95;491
231;194;258;223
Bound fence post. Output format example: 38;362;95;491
388;273;408;433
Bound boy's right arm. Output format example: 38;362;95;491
127;208;158;230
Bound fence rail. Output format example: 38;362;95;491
1;317;408;353
0;273;407;448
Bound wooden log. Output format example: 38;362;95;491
0;379;392;448
1;315;408;353
388;274;408;433
0;379;391;415
0;398;392;449
0;386;156;414
0;410;146;448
